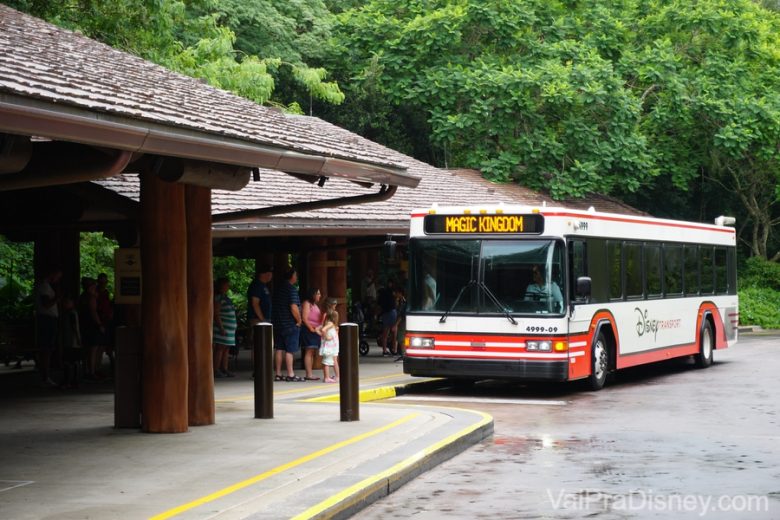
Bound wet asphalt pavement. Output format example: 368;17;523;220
357;334;780;519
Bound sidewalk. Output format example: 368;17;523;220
0;355;493;520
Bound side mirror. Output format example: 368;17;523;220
576;276;592;299
384;239;397;259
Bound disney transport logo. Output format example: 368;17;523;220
635;308;681;341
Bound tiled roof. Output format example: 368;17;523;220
96;140;645;235
0;5;410;171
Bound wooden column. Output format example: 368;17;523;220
186;185;215;426
140;173;188;433
328;238;348;321
307;238;328;298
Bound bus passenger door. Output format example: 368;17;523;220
568;239;592;331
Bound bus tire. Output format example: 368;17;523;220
695;319;714;368
586;332;609;391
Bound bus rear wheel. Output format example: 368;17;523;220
586;332;609;391
695;320;714;368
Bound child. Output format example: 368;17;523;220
318;310;340;383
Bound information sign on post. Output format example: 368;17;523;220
115;248;142;304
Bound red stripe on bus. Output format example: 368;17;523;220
542;211;736;234
617;343;700;369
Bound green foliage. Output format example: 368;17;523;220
3;0;344;108
740;256;780;292
738;286;780;328
80;232;118;295
0;236;34;319
188;0;345;106
327;0;780;257
213;256;255;323
737;256;780;328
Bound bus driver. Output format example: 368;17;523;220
525;264;563;312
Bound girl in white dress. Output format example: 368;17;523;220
318;310;340;383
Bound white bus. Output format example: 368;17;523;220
402;205;738;390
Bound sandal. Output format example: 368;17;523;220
285;375;305;382
304;376;320;381
274;375;284;382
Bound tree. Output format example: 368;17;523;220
325;0;780;258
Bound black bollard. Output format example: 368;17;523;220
253;322;274;419
339;323;360;422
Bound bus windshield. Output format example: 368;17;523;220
408;239;565;315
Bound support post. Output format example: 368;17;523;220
114;326;141;428
186;185;215;426
140;173;188;433
339;323;359;422
253;322;274;419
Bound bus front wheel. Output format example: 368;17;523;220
695;320;714;368
586;332;609;391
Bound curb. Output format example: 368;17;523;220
302;377;448;403
292;408;494;520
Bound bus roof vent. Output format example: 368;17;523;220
714;215;736;227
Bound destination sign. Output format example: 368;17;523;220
424;214;544;234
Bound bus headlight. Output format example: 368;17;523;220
527;341;551;352
410;337;435;349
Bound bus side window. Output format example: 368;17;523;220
727;248;737;295
608;240;622;300
569;239;587;302
700;247;715;294
645;244;662;298
625;242;643;299
684;245;699;295
586;238;609;303
715;247;728;294
663;244;683;296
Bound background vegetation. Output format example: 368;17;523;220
2;0;780;326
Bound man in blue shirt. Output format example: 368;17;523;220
247;266;272;324
272;267;304;381
247;266;272;377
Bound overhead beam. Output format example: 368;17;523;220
0;96;420;188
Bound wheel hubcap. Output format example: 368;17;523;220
594;340;607;380
703;327;712;359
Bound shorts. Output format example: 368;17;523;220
36;315;58;351
300;328;321;350
381;310;397;328
321;353;335;366
274;326;300;354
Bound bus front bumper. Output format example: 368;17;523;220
403;356;568;382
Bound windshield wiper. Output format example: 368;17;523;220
439;280;476;323
479;282;518;325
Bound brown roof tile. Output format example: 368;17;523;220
0;5;410;171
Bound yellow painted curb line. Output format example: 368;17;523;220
291;408;493;520
149;413;419;520
302;385;397;403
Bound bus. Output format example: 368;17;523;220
402;204;738;390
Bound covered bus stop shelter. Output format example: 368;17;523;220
0;5;420;433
